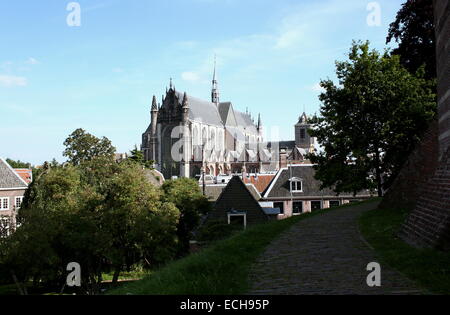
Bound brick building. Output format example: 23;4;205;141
0;158;29;237
261;165;372;219
399;1;450;250
208;176;269;227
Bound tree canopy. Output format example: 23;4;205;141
63;128;116;166
5;159;31;169
161;178;210;257
3;161;180;294
309;41;436;197
0;129;198;294
386;0;436;80
129;145;154;169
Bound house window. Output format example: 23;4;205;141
300;129;306;139
311;201;322;211
290;178;303;192
329;200;340;208
0;198;9;211
228;212;247;229
15;197;24;209
293;201;303;214
274;202;285;215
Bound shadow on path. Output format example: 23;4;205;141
248;201;423;295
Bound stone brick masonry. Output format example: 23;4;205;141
380;121;439;210
399;0;450;251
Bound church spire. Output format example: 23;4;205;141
182;92;189;123
211;55;220;105
151;95;158;111
182;92;188;108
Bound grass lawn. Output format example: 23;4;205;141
102;270;150;282
108;198;379;295
359;207;450;295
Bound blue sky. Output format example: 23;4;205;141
0;0;404;165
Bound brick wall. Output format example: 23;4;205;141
399;149;450;250
399;0;450;251
436;0;450;154
380;121;439;210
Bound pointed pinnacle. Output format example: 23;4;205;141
152;95;157;110
182;92;188;107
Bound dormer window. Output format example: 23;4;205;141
290;177;303;192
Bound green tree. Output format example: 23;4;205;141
6;159;31;169
387;0;436;80
309;41;436;197
129;145;154;169
101;162;180;284
129;145;144;164
63;128;116;166
4;165;105;294
161;178;211;257
2;162;180;294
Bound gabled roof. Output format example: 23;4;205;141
218;102;234;126
204;182;261;202
243;174;276;194
296;112;309;126
0;158;29;189
219;102;259;135
234;111;258;134
263;165;370;199
14;169;33;184
213;176;268;221
175;91;224;126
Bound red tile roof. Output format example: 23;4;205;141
14;169;32;184
243;174;276;194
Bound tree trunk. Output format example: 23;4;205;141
375;149;383;197
112;266;121;285
10;270;26;295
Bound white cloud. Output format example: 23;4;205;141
275;29;304;49
0;75;27;87
181;71;201;83
1;61;13;71
167;0;384;94
26;57;39;65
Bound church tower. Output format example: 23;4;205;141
211;56;220;105
144;95;159;167
257;113;263;138
151;95;158;136
295;112;315;153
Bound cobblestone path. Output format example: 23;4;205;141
249;201;423;295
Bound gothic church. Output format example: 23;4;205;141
141;64;272;179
